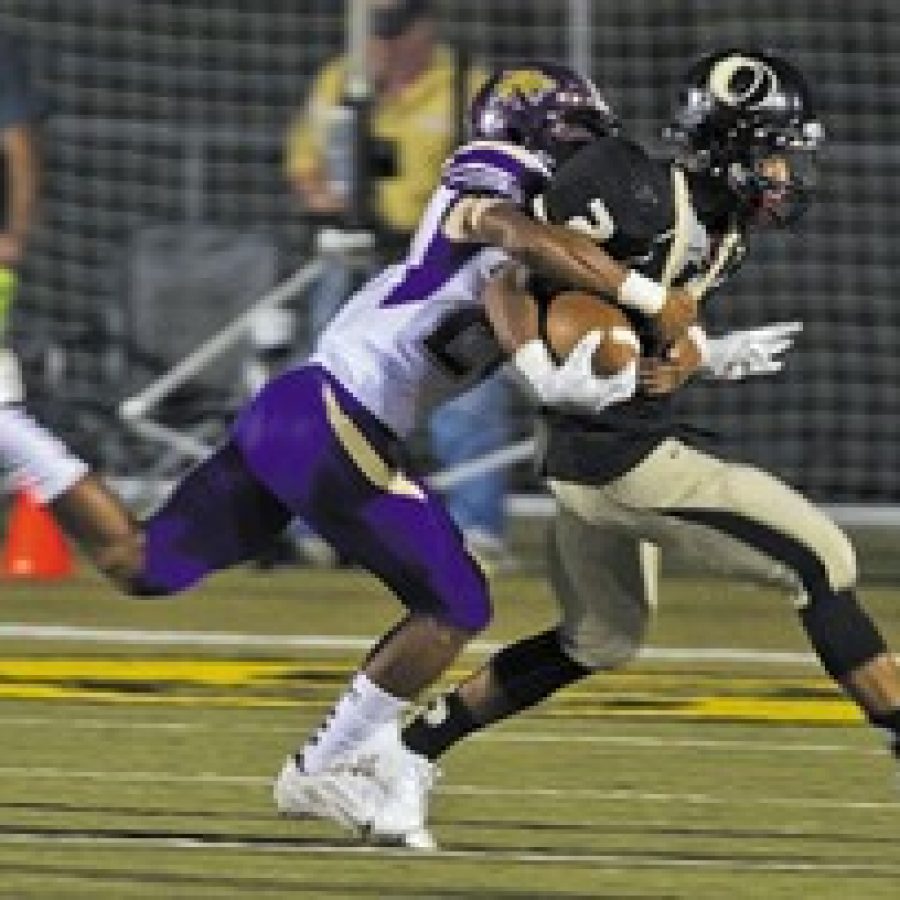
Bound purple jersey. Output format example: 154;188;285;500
139;141;555;630
312;140;551;437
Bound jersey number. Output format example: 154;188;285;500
424;307;505;382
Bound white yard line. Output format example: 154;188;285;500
0;831;896;875
0;624;822;665
0;715;881;755
0;766;895;811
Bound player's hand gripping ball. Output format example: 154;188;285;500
545;291;640;377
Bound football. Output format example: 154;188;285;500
545;291;640;377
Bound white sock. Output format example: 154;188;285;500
302;671;409;774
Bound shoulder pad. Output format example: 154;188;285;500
537;136;674;259
441;140;550;204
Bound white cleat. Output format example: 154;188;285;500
273;723;439;850
273;755;387;837
358;722;439;851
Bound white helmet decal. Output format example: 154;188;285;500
708;54;779;108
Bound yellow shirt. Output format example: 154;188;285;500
286;47;484;234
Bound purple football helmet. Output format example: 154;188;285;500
468;62;619;166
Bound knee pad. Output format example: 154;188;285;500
798;589;888;680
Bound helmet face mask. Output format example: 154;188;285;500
732;140;820;227
666;50;824;227
469;63;619;167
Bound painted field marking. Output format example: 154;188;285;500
0;831;897;876
0;714;880;755
0;655;862;722
0;766;895;811
0;654;866;721
0;624;825;665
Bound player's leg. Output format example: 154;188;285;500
0;403;89;502
247;368;489;844
0;399;292;594
134;439;292;594
51;473;143;585
403;506;654;760
0;403;143;584
232;365;490;837
561;438;900;757
376;506;654;847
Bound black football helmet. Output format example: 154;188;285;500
664;49;824;226
468;62;619;168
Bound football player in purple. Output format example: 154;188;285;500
3;63;714;847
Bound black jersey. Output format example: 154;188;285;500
532;135;745;484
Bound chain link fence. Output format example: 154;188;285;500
1;0;897;502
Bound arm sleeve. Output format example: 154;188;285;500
441;141;549;205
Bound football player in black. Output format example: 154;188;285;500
384;49;900;844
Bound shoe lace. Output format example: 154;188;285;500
329;751;394;792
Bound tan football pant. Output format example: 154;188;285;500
548;438;857;669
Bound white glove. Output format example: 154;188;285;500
704;321;802;381
510;333;637;412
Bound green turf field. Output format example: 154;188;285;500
0;568;897;898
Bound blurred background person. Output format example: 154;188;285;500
286;0;470;254
284;0;513;568
285;0;471;330
0;30;45;346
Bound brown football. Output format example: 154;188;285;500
545;291;640;377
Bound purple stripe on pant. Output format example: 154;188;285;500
140;365;491;632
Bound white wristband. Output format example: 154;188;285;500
617;270;666;315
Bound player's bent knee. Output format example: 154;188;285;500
785;505;858;596
442;587;492;633
794;523;857;601
430;567;492;633
562;624;645;671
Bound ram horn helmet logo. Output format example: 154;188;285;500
708;55;778;108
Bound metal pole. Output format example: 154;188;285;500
344;0;375;230
346;0;371;102
568;0;592;78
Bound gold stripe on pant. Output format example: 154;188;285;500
547;438;856;669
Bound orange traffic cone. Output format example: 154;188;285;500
1;490;73;579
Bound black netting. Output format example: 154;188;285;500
1;0;897;500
